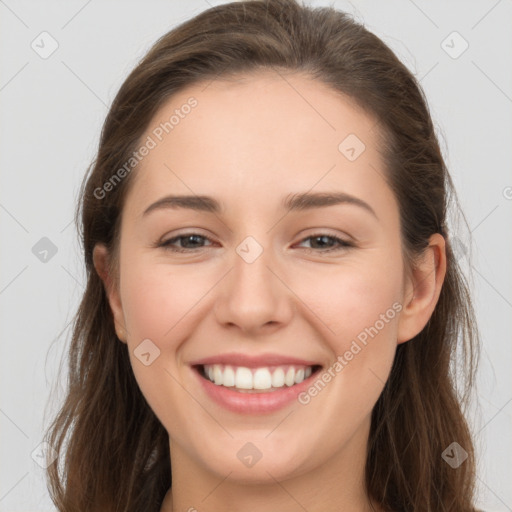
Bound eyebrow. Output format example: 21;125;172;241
142;191;378;219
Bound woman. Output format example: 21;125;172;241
44;0;480;510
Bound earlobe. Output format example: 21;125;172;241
397;234;447;344
92;244;127;343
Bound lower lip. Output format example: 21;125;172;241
192;366;319;414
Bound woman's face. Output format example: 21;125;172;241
96;71;429;486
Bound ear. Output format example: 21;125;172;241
93;243;127;343
397;233;447;344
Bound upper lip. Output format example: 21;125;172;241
189;352;322;368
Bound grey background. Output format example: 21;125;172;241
0;0;511;510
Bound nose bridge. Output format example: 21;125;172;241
232;233;279;308
214;233;293;332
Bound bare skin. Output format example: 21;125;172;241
93;69;446;512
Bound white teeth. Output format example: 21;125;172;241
294;368;305;384
253;368;272;390
202;364;316;390
271;367;285;388
235;367;253;389
284;367;295;387
223;365;235;387
213;365;223;385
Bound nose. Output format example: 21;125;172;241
213;239;294;335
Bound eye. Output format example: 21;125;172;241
157;232;354;254
158;233;214;253
295;233;354;254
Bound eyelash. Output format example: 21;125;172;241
158;232;354;254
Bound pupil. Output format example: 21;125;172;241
185;235;202;247
313;235;330;248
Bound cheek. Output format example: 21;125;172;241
294;254;402;409
296;253;403;348
120;256;211;342
117;257;209;429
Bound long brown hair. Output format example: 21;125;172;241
44;0;480;510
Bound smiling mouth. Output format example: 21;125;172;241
193;363;322;393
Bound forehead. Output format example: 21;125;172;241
124;70;390;216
